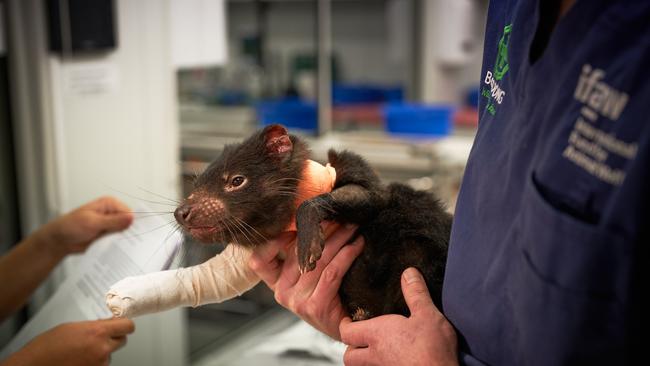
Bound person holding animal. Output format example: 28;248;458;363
0;197;135;366
250;0;649;365
247;182;457;365
108;124;450;327
105;0;646;364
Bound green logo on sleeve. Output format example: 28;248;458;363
482;24;512;115
494;24;512;81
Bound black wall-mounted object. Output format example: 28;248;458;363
46;0;117;53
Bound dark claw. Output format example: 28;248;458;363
297;224;325;273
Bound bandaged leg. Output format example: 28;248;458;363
106;244;260;317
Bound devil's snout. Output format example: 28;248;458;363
174;204;193;226
174;195;226;228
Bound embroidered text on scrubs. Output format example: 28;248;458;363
574;64;629;121
561;64;637;186
484;71;506;104
482;24;512;115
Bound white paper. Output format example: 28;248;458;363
0;211;182;359
170;0;228;69
63;62;120;96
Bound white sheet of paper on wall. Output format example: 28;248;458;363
63;62;119;96
170;0;228;69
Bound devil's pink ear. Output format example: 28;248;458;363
264;124;293;160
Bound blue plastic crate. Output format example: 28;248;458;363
332;84;404;105
384;103;454;137
465;86;480;108
382;87;404;103
256;99;317;131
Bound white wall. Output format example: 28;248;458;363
49;2;180;213
7;0;187;365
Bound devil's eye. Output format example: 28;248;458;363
231;176;245;187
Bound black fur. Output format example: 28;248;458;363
176;124;451;319
297;149;451;318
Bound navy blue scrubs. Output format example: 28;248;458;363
443;0;650;364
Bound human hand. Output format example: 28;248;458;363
248;223;364;340
38;196;133;257
340;267;458;366
4;318;135;366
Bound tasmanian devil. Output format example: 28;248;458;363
174;124;451;320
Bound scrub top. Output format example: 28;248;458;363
443;0;649;365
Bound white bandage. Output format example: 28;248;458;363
106;244;260;318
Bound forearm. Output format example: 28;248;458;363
0;225;66;321
106;245;260;317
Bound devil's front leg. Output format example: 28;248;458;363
296;184;373;273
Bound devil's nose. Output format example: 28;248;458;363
174;205;192;225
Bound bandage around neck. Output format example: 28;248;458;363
106;159;336;318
